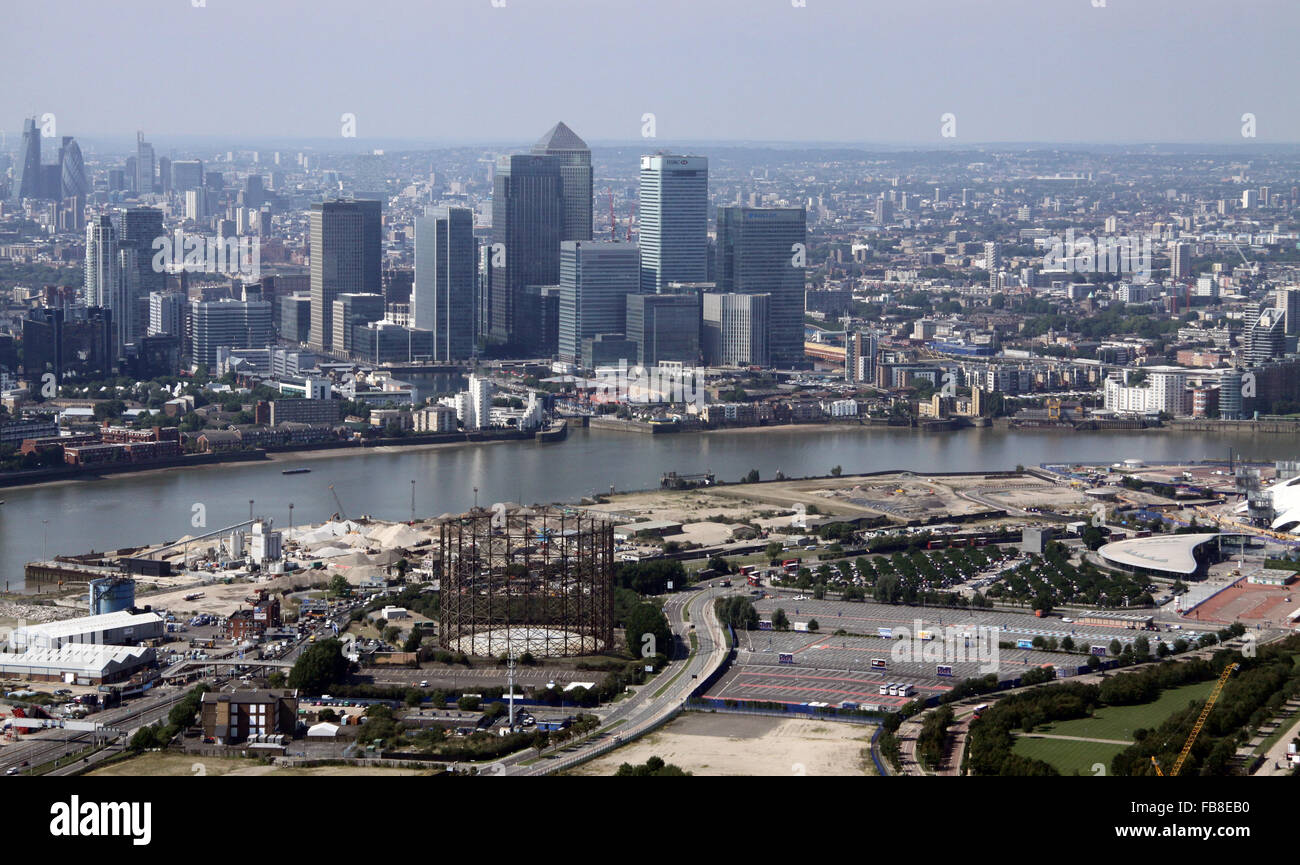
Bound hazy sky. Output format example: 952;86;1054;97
4;0;1297;147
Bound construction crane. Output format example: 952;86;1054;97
1151;662;1239;776
328;484;348;521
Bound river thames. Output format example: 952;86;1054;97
2;425;1296;590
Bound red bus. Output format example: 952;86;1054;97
739;564;758;576
747;574;760;587
782;559;800;571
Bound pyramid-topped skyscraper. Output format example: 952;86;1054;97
532;121;592;242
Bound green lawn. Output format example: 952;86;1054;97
1034;680;1216;743
1012;736;1129;776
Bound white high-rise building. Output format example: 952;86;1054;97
638;154;708;293
1104;371;1189;416
84;215;118;308
85;214;138;355
465;374;494;431
184;188;207;221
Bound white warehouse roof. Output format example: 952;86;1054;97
1098;533;1222;576
0;644;154;678
11;610;164;649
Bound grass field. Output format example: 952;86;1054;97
1034;680;1216;743
1012;736;1129;776
88;752;431;777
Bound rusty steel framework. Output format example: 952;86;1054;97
438;506;614;657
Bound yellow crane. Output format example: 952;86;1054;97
1151;662;1239;776
328;483;348;521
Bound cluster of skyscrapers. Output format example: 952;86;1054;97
405;123;806;369
288;121;807;371
14;118;810;378
12;117;89;231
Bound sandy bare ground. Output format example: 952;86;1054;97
88;751;427;776
581;471;1071;548
138;572;330;618
567;713;877;776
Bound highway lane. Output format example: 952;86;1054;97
495;584;735;776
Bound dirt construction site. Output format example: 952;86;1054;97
565;712;876;776
582;471;1084;542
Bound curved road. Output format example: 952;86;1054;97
497;583;734;776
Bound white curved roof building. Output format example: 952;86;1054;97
1267;475;1300;533
1098;532;1223;577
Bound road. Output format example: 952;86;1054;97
1;684;195;775
494;583;734;776
1252;701;1300;776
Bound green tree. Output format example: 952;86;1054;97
807;618;819;632
93;399;126;421
328;574;352;598
765;541;785;560
128;724;164;752
288;638;350;695
614;755;691;776
830;465;842;477
1081;526;1107;551
772;608;790;630
716;596;759;630
743;469;760;484
625;603;672;660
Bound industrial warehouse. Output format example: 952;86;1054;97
8;609;165;651
0;644;155;685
